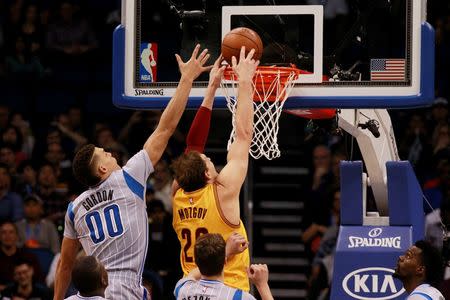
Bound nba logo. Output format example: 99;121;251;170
140;43;157;82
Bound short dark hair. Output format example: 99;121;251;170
72;256;104;294
194;233;226;276
72;144;100;187
14;258;33;269
171;151;207;192
415;240;444;286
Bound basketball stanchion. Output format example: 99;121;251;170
221;65;301;160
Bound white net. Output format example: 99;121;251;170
221;67;299;160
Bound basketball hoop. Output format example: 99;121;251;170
221;66;301;160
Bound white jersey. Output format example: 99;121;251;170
65;293;107;300
64;150;153;300
407;284;444;300
174;278;256;300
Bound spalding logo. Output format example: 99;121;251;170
342;267;405;300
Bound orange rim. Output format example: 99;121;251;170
223;66;301;102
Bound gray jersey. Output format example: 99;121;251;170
64;150;153;299
174;278;256;300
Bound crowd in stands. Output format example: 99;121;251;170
0;0;448;300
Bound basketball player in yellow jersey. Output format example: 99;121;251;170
171;47;259;291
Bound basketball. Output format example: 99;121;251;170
221;27;263;63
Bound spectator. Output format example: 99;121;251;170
52;114;87;153
432;123;450;156
64;256;108;300
0;259;51;300
398;113;432;181
21;4;44;55
0;144;19;178
302;145;334;259
393;240;444;299
150;160;173;211
0;163;23;223
1;125;27;164
0;105;10;132
0;222;44;290
428;97;449;130
46;1;98;60
95;126;125;152
44;141;72;184
145;199;181;298
36;163;68;231
15;194;61;254
5;35;44;80
16;160;38;197
10;112;35;158
423;158;449;213
307;188;341;300
67;106;85;135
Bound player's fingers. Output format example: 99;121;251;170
240;46;246;62
255;60;260;68
198;48;209;62
200;53;211;65
246;48;256;60
175;54;183;65
231;55;237;68
191;44;201;59
214;55;223;67
202;65;214;72
217;65;226;75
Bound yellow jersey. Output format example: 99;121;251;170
172;183;250;291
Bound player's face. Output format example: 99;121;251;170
95;147;119;172
200;153;218;179
393;246;422;279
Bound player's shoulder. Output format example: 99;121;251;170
409;284;444;299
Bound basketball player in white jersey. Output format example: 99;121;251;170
53;44;213;300
174;234;274;300
65;256;107;300
394;240;445;300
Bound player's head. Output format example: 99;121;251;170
72;255;108;297
171;151;218;192
73;144;119;187
394;240;444;286
194;233;226;277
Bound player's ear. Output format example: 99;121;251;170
98;164;107;175
416;265;425;277
204;169;212;181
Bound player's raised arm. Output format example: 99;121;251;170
184;56;225;154
172;56;225;193
217;47;259;200
144;44;212;166
53;237;81;300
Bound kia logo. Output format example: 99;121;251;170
368;228;383;237
342;267;405;300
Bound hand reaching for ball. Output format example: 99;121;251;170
231;46;260;83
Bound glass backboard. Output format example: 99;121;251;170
113;0;434;109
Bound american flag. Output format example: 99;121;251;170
370;59;405;81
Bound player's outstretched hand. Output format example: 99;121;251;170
247;264;269;287
231;46;259;83
208;55;226;89
225;232;249;258
175;44;213;82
